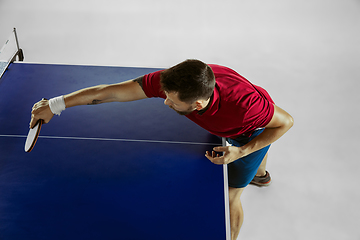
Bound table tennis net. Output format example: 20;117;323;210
0;28;23;79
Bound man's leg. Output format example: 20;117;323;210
255;153;268;177
229;187;245;240
251;153;272;186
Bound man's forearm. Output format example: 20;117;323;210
242;123;292;156
64;78;147;108
64;85;112;108
238;104;294;157
206;105;293;165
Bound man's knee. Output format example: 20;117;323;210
228;187;244;203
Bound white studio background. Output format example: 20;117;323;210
1;0;360;239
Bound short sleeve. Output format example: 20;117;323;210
142;70;166;99
242;89;275;129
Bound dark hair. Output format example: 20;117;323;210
160;59;215;103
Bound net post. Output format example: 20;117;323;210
13;28;24;61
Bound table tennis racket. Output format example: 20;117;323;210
25;119;43;152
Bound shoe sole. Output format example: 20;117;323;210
249;179;272;187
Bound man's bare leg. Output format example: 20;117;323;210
255;153;268;177
229;187;245;240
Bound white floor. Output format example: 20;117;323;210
1;0;359;239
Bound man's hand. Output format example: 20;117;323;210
205;146;247;165
29;99;54;128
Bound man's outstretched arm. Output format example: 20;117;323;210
30;77;147;128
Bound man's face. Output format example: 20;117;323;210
164;92;196;115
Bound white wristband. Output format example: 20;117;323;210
49;96;66;116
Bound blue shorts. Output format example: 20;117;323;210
227;129;271;188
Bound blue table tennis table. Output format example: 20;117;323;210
0;62;230;240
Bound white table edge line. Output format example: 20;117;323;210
0;134;220;146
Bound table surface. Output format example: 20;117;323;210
0;62;229;240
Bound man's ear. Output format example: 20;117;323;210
195;100;204;110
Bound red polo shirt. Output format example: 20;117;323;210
142;64;274;139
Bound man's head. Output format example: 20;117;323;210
160;59;215;115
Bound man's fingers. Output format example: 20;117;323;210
29;115;37;129
205;151;224;165
205;151;220;157
30;99;54;128
213;146;227;152
212;151;220;158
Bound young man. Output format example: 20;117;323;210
30;59;293;240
